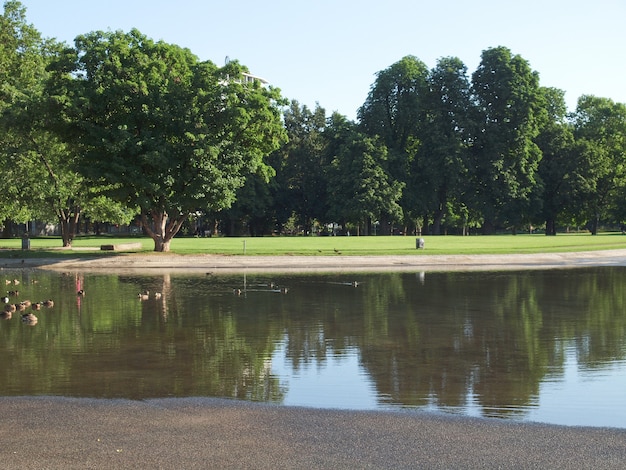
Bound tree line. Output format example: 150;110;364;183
254;54;626;238
1;1;625;251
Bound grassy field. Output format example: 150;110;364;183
1;232;626;258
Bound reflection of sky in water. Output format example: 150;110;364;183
526;346;626;428
271;341;378;410
272;339;626;428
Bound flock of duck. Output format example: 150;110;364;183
1;278;362;323
137;290;162;301
0;279;48;325
1;281;165;324
231;280;359;296
232;282;289;296
0;278;85;325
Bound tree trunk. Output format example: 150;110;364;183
482;220;496;235
421;214;430;236
2;219;13;238
432;206;444;235
590;214;599;235
432;184;448;235
379;214;390;235
545;217;557;236
60;221;72;247
141;210;187;252
58;209;81;247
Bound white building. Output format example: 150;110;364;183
225;56;269;86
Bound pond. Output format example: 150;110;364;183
1;267;625;429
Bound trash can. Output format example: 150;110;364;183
416;238;425;249
21;233;30;250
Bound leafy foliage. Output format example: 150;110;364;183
0;1;133;245
327;126;403;233
49;29;286;250
2;2;626;239
571;96;626;233
410;56;473;234
270;101;330;231
470;46;544;232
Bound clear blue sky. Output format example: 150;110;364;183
18;0;626;120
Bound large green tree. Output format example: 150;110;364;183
1;1;137;246
327;126;403;235
358;56;429;233
0;0;46;228
50;29;286;251
411;56;472;235
270;101;330;233
470;47;544;233
535;87;578;235
358;56;429;154
571;95;626;234
220;171;276;236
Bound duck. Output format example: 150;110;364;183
1;296;9;303
16;302;26;312
21;299;31;308
21;312;37;324
42;299;54;308
4;303;16;313
32;302;41;311
77;289;85;296
138;291;149;300
154;292;162;299
0;311;11;320
233;288;242;296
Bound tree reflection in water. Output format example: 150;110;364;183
1;267;625;427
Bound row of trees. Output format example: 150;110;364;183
2;1;626;251
245;56;626;237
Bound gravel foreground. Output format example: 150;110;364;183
2;250;626;469
1;397;625;470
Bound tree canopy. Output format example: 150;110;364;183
2;1;626;241
48;28;286;251
470;46;544;233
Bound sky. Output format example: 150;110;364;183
17;0;626;120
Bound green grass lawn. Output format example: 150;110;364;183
1;232;626;258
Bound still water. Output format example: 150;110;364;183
1;267;625;428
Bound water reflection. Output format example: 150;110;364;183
0;267;625;428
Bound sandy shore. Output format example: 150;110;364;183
2;250;626;468
6;248;626;273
